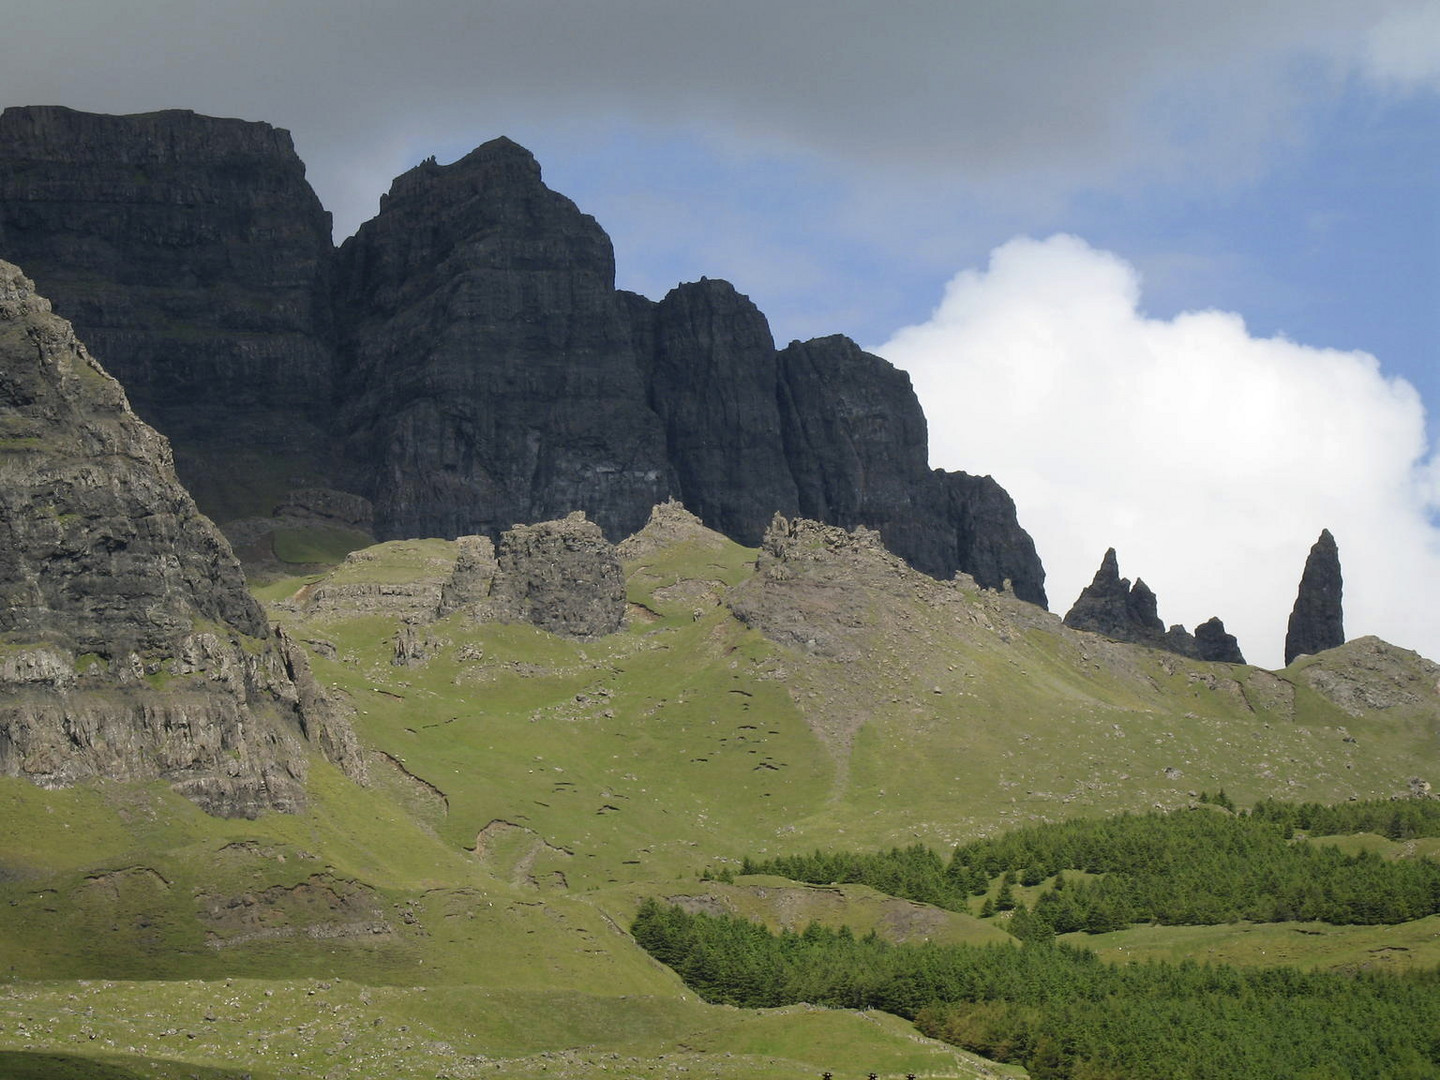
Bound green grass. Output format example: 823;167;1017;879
270;525;374;566
1065;914;1440;973
2;524;1437;1078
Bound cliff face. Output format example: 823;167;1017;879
638;278;796;544
0;109;1047;606
334;139;672;542
0;106;338;507
0;261;360;817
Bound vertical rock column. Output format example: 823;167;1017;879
1284;529;1344;665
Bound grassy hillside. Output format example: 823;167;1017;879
0;511;1435;1078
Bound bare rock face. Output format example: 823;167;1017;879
1;110;1049;608
334;139;671;542
487;512;626;638
935;469;1047;605
639;278;796;543
1193;616;1245;665
0;261;360;816
436;535;500;618
0;106;338;504
1064;549;1164;643
1284;529;1344;666
1064;549;1244;664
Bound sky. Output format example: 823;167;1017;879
2;1;1437;667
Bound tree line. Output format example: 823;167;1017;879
632;899;1440;1079
740;796;1440;931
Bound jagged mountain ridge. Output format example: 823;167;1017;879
0;106;1046;604
1064;548;1246;664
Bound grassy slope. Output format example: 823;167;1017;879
0;520;1435;1078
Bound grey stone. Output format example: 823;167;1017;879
0;261;360;816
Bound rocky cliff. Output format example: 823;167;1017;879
1285;529;1345;666
0;106;338;515
1064;549;1244;664
0;261;360;816
0;108;1047;604
333;140;672;542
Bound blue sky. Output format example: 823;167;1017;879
3;1;1438;665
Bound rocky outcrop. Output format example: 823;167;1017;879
1064;550;1162;643
1;109;1048;605
436;535;501;618
638;278;796;544
487;513;627;638
616;499;730;562
1296;636;1438;716
1193;617;1245;665
0;261;360;816
1285;529;1344;666
0;106;338;505
1064;549;1244;664
298;514;627;638
935;469;1047;604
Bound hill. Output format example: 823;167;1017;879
1;496;1436;1077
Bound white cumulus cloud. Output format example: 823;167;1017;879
880;235;1440;668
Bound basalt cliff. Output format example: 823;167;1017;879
0;107;1045;605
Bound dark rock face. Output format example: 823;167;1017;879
0;109;1048;606
637;278;795;544
0;106;338;505
0;261;360;816
936;470;1047;605
1194;616;1245;665
1064;549;1244;663
1285;529;1344;665
1064;549;1162;642
334;139;671;542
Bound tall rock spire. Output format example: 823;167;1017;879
1284;529;1344;665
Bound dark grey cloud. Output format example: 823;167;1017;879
0;1;1415;236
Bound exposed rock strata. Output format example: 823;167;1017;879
1193;617;1245;665
1064;549;1244;664
298;513;627;639
333;139;671;543
0;261;360;816
1296;636;1439;717
1285;529;1344;666
0;109;1047;603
